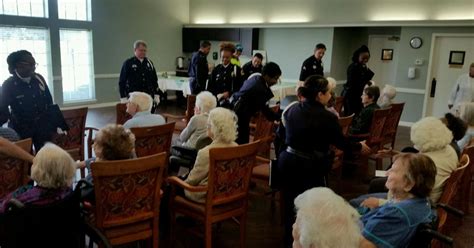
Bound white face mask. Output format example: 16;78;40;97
15;69;31;83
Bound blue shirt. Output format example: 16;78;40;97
361;197;433;248
123;111;165;129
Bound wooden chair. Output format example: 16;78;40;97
331;114;354;192
459;145;474;214
89;153;167;248
51;107;88;177
369;103;405;169
0;138;32;199
432;154;469;248
163;94;196;133
116;103;132;125
130;122;175;158
335;96;344;115
168;141;260;248
346;108;392;179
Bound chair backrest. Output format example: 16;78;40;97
2;185;82;247
130;122;175;157
335;96;344;115
91;153;166;238
206;141;260;208
381;103;405;148
253;112;276;140
51;107;88;161
116;103;132;125
185;94;197;123
0;138;32;199
436;154;469;233
366;107;392;147
338;113;354;136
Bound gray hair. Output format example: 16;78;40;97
129;91;153;112
208;107;237;143
294;187;361;248
382;84;397;100
133;40;147;49
195;91;217;114
460;102;474;126
31;143;76;188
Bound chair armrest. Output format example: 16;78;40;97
256;156;271;164
436;203;465;217
167;176;208;192
163;113;186;122
419;227;454;245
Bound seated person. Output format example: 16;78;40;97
325;77;339;117
174;91;217;149
0;127;19;142
0;143;76;213
359;153;437;248
457;102;474;150
184;107;238;203
242;53;263;80
79;124;135;182
0;137;34;162
123;91;165;129
378;84;396;109
292;187;361;248
353;117;458;207
441;112;467;158
349;86;380;135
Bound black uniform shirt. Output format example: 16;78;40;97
299;55;324;81
118;56;159;98
207;64;242;96
188;50;209;86
242;61;262;80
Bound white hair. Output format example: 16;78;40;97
294;187;361;248
326;77;337;91
411;117;453;152
208;107;237;143
133;40;147;49
459;102;474;126
31;143;76;188
196;91;217;114
129;91;153;112
382;85;396;100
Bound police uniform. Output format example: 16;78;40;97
277;99;361;246
299;55;324;81
241;61;262;80
342;62;375;116
206;64;243;98
188;51;209;95
118;56;162;110
0;73;54;150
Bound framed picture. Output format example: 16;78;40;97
381;49;393;60
449;51;465;65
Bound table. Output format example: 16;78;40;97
158;76;297;101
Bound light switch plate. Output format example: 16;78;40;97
415;58;423;65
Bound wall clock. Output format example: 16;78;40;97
410;37;423;49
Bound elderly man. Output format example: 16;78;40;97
123;91;165;129
448;63;474;115
118;40;163;113
292;187;361;248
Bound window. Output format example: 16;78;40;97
60;29;95;102
0;26;53;88
0;0;48;18
57;0;91;21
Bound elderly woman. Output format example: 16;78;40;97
457;102;474;150
0;143;76;213
123;91;165;129
174;91;217;148
292;187;361;248
379;84;396;109
184;107;238;203
360;153;437;248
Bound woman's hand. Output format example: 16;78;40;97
76;160;86;169
360;141;371;155
361;197;380;209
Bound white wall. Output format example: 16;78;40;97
259;28;334;80
189;0;474;25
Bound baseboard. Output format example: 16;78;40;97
399;121;414;127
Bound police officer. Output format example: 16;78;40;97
241;53;263;80
188;40;211;95
207;42;243;106
299;43;326;82
119;40;163;112
0;50;54;151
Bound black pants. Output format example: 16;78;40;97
190;78;205;95
342;91;362;117
236;114;250;145
278;151;327;247
12;121;52;152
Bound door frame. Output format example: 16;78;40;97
422;33;474;117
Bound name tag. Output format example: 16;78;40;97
16;95;24;99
